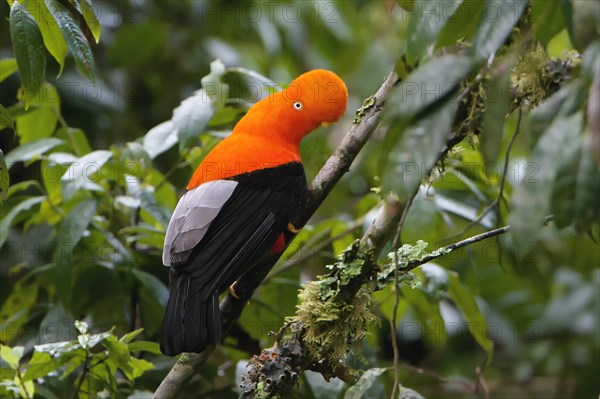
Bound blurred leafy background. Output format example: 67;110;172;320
0;0;598;398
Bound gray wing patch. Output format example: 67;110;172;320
163;180;238;266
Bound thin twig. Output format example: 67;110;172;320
390;191;417;399
72;352;90;399
444;107;523;242
402;362;477;393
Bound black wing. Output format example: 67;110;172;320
160;162;306;356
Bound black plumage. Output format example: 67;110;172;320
160;162;307;356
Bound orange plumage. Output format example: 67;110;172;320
187;69;348;189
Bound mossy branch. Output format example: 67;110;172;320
153;69;401;399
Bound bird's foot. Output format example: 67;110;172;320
228;284;241;299
287;222;301;234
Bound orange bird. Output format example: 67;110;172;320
160;70;348;356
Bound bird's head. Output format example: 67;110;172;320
234;69;348;145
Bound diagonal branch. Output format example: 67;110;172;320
153;69;401;398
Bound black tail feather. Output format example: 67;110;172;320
160;272;221;356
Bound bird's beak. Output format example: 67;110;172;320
320;122;332;127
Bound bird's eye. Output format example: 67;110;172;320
293;101;303;111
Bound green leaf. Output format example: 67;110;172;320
531;0;568;48
0;196;45;247
551;141;600;230
127;340;161;355
126;177;171;227
343;368;386;399
0;345;24;369
131;269;168;308
0;58;18;83
510;112;583;248
10;1;47;108
391;55;473;119
26;0;68;76
406;0;459;65
58;127;92;156
78;0;101;43
172;89;215;152
119;328;144;344
470;0;528;63
5;138;64;167
529;80;586;147
142;121;178;159
60;150;112;200
0;150;8;205
383;99;459;200
128;357;154;380
49;199;97;306
0;104;15;133
398;386;426;399
44;0;95;81
436;0;485;48
22;351;60;381
481;60;513;165
0;281;39;342
15;82;60;144
447;272;494;358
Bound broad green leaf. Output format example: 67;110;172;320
0;58;18;83
15;82;60;144
172;89;215;152
384;99;459;200
44;0;95;81
529;80;586;147
531;0;568;47
78;0;101;43
126;177;171;227
406;0;459;65
551;146;581;228
303;371;345;399
10;1;47;108
48;199;97;306
26;0;68;76
0;150;8;205
5;138;64;167
436;0;485;48
60;150;112;200
572;0;600;51
481;60;513;165
142;121;178;159
0;104;15;133
119;328;144;344
127;340;161;354
0;281;39;342
0;196;45;247
22;351;60;381
470;0;528;63
510;112;583;248
0;345;23;369
131;269;168;308
398;387;426;399
448;272;493;358
58;127;92;156
127;357;154;380
391;55;473;119
551;141;600;230
344;367;386;399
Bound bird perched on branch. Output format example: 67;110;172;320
160;69;348;356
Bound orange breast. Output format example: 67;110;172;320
187;134;301;189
